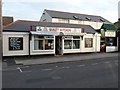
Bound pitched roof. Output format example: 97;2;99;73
3;20;97;34
44;9;111;23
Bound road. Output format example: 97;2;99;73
2;56;118;88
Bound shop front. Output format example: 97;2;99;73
30;25;101;55
30;31;56;55
3;21;101;56
100;23;118;52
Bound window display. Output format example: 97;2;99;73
106;37;117;46
45;40;54;50
64;36;80;49
34;35;54;50
73;40;80;49
34;40;43;50
64;40;72;49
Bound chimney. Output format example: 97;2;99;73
2;16;14;26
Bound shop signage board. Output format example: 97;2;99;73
105;31;116;37
36;26;81;33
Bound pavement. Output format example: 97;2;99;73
2;52;118;66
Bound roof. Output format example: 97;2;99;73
3;20;97;34
44;9;111;23
101;23;116;30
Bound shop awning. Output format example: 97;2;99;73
30;31;59;36
60;32;86;36
101;23;117;30
31;31;86;36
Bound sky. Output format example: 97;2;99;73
2;0;120;23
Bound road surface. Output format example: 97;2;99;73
2;56;118;88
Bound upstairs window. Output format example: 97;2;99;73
86;17;91;21
58;18;69;23
73;16;79;19
100;18;105;22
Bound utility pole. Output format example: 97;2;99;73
0;0;2;61
0;0;2;89
0;0;3;89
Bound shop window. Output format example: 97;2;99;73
9;37;23;50
34;40;43;50
106;37;117;46
85;38;93;48
64;40;72;49
73;36;80;39
34;35;54;50
64;36;80;49
45;40;54;50
73;40;80;49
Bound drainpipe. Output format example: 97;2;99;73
29;26;32;56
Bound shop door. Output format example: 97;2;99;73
100;38;106;52
118;36;120;52
55;36;62;55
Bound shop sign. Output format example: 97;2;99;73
105;31;116;37
36;26;81;33
9;37;23;50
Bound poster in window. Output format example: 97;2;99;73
85;38;93;48
9;37;23;50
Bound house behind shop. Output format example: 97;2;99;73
40;9;118;52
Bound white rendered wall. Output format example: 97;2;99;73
80;34;100;53
80;34;94;52
40;10;52;22
51;18;103;29
3;32;29;56
106;37;119;52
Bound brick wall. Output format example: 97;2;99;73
2;16;13;26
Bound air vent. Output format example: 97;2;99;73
73;16;79;19
86;17;91;20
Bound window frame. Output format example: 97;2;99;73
85;38;93;48
9;37;23;51
33;35;54;51
64;36;80;50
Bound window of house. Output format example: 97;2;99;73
58;18;69;23
34;35;54;50
106;37;117;46
85;38;93;48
